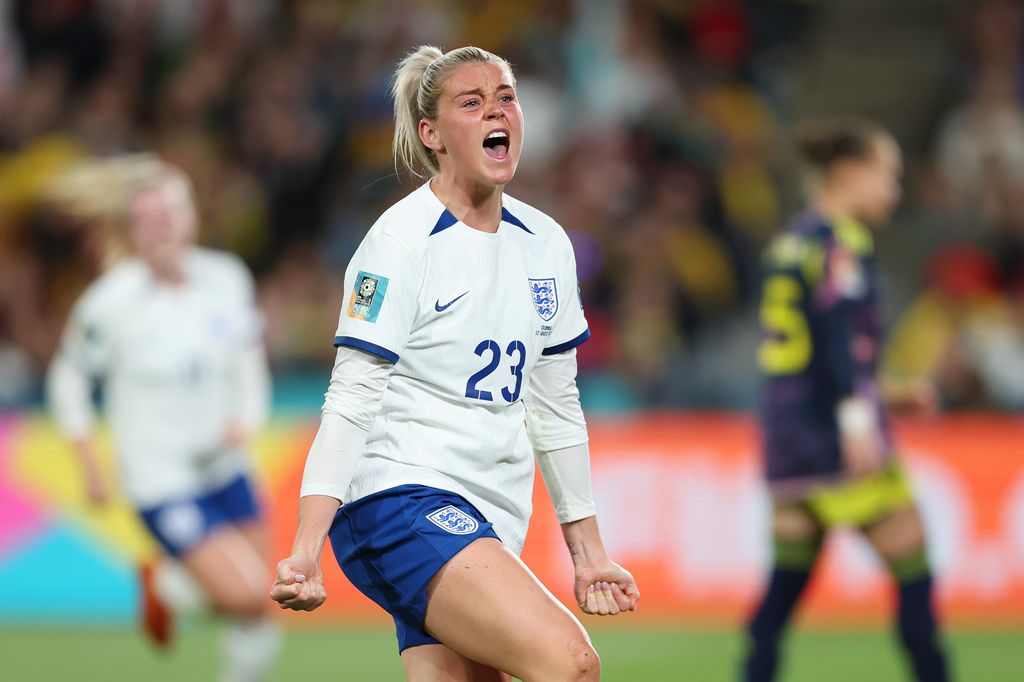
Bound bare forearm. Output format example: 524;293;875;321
71;435;95;455
67;435;100;471
292;495;341;559
561;515;609;568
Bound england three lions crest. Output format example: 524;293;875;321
426;505;479;535
529;278;558;321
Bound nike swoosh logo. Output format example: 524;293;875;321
435;291;469;312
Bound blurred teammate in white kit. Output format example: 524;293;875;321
46;156;281;682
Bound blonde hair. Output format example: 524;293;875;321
391;45;515;178
46;154;197;267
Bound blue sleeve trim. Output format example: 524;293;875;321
334;336;400;364
542;328;591;356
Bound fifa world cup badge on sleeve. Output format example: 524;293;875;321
347;271;389;323
426;505;480;535
529;278;558;321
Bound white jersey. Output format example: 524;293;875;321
335;182;589;552
56;248;263;507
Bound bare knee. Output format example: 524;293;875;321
567;637;601;681
527;634;600;682
561;636;600;682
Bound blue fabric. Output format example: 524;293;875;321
759;211;891;483
429;209;459;235
897;574;949;682
428;207;533;235
333;335;400;364
543;328;591;356
501;207;533;234
743;566;816;681
328;484;500;652
139;474;261;558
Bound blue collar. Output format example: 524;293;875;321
429;209;459;235
429;206;533;236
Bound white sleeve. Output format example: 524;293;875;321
525;348;588;451
225;261;271;432
526;348;596;523
536;443;597;524
298;346;393;500
45;294;108;439
57;295;112;377
233;343;271;434
542;232;590;356
45;352;96;440
333;231;419;364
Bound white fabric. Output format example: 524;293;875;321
45;352;96;440
526;348;594;523
524;348;588;452
536;442;597;524
220;618;282;682
299;412;371;501
333;182;589;553
233;343;271;435
322;346;394;431
837;396;875;435
47;248;266;507
153;558;207;615
299;348;391;500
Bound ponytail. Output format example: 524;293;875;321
391;46;444;180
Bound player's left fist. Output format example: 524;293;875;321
270;554;327;612
574;562;639;616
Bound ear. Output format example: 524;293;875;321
419;118;444;154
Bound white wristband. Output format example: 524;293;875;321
837;396;875;436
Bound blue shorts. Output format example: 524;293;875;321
139;474;261;558
328;484;500;652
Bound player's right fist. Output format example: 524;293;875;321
270;554;327;612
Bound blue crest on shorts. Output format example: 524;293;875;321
426;505;479;535
529;278;558;322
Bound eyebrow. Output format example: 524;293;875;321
451;84;515;100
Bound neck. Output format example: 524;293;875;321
148;259;186;286
430;173;503;233
813;187;855;223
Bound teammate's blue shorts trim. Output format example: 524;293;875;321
328;484;500;652
139;474;261;558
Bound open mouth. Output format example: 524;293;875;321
482;131;510;160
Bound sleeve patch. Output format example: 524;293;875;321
346;271;389;323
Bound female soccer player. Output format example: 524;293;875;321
270;45;639;681
745;119;950;681
47;157;281;682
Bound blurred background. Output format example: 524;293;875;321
1;0;1023;680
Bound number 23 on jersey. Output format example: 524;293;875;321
466;339;526;402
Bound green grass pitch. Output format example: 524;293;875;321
2;625;1021;680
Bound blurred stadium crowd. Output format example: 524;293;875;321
0;0;1023;411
